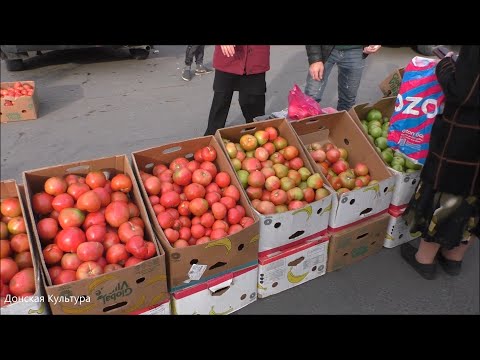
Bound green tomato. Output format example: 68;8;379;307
383;116;389;123
391;157;406;167
382;122;390;131
366;109;382;122
392;164;404;172
381;150;393;164
375;137;388;150
369;127;383;139
368;134;375;143
369;120;383;128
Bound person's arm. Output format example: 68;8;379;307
306;45;323;65
306;45;324;81
220;45;236;57
436;45;480;106
363;45;381;54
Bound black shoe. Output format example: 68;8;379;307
195;64;212;75
182;67;192;81
400;242;437;280
437;251;462;276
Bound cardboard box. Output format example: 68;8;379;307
1;81;39;123
257;237;328;298
130;299;171;315
384;207;421;249
0;181;49;315
22;155;169;315
379;67;405;97
132;136;260;292
171;265;257;315
216;118;334;257
348;97;422;209
291;111;395;231
327;213;389;272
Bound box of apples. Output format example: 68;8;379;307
1;180;48;315
132;136;260;292
216;118;334;257
1;81;39;123
290;111;396;231
22;155;169;315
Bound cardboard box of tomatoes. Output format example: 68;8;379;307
132;136;260;292
1;81;39;123
1;180;49;315
290;111;395;231
216;118;334;257
22;155;169;315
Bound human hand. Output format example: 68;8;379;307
363;45;381;54
309;61;324;81
220;45;236;57
445;51;455;58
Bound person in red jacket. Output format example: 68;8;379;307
204;45;270;136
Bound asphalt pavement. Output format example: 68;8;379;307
1;45;477;314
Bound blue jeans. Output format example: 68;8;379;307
304;47;366;111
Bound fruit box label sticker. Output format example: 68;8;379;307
186;264;208;282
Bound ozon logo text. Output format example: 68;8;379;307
395;94;439;119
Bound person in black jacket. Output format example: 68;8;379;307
401;45;480;280
304;45;381;111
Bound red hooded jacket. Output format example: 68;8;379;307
213;45;270;76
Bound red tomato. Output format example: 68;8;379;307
60;253;82;271
54;270;77;285
43;244;64;265
76;261;104;280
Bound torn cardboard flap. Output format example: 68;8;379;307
208;279;233;294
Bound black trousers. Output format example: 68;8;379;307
204;91;266;136
185;45;205;66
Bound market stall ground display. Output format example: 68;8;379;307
1;180;48;315
216;118;334;257
132;136;260;292
0;81;39;123
348;97;422;210
22;155;169;315
290;111;395;231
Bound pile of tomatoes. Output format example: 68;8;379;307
139;145;255;248
1;82;35;107
31;172;156;285
1;196;36;307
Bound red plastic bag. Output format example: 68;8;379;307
287;84;323;120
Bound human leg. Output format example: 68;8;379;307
304;52;337;103
239;91;266;123
336;48;366;111
204;91;234;135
